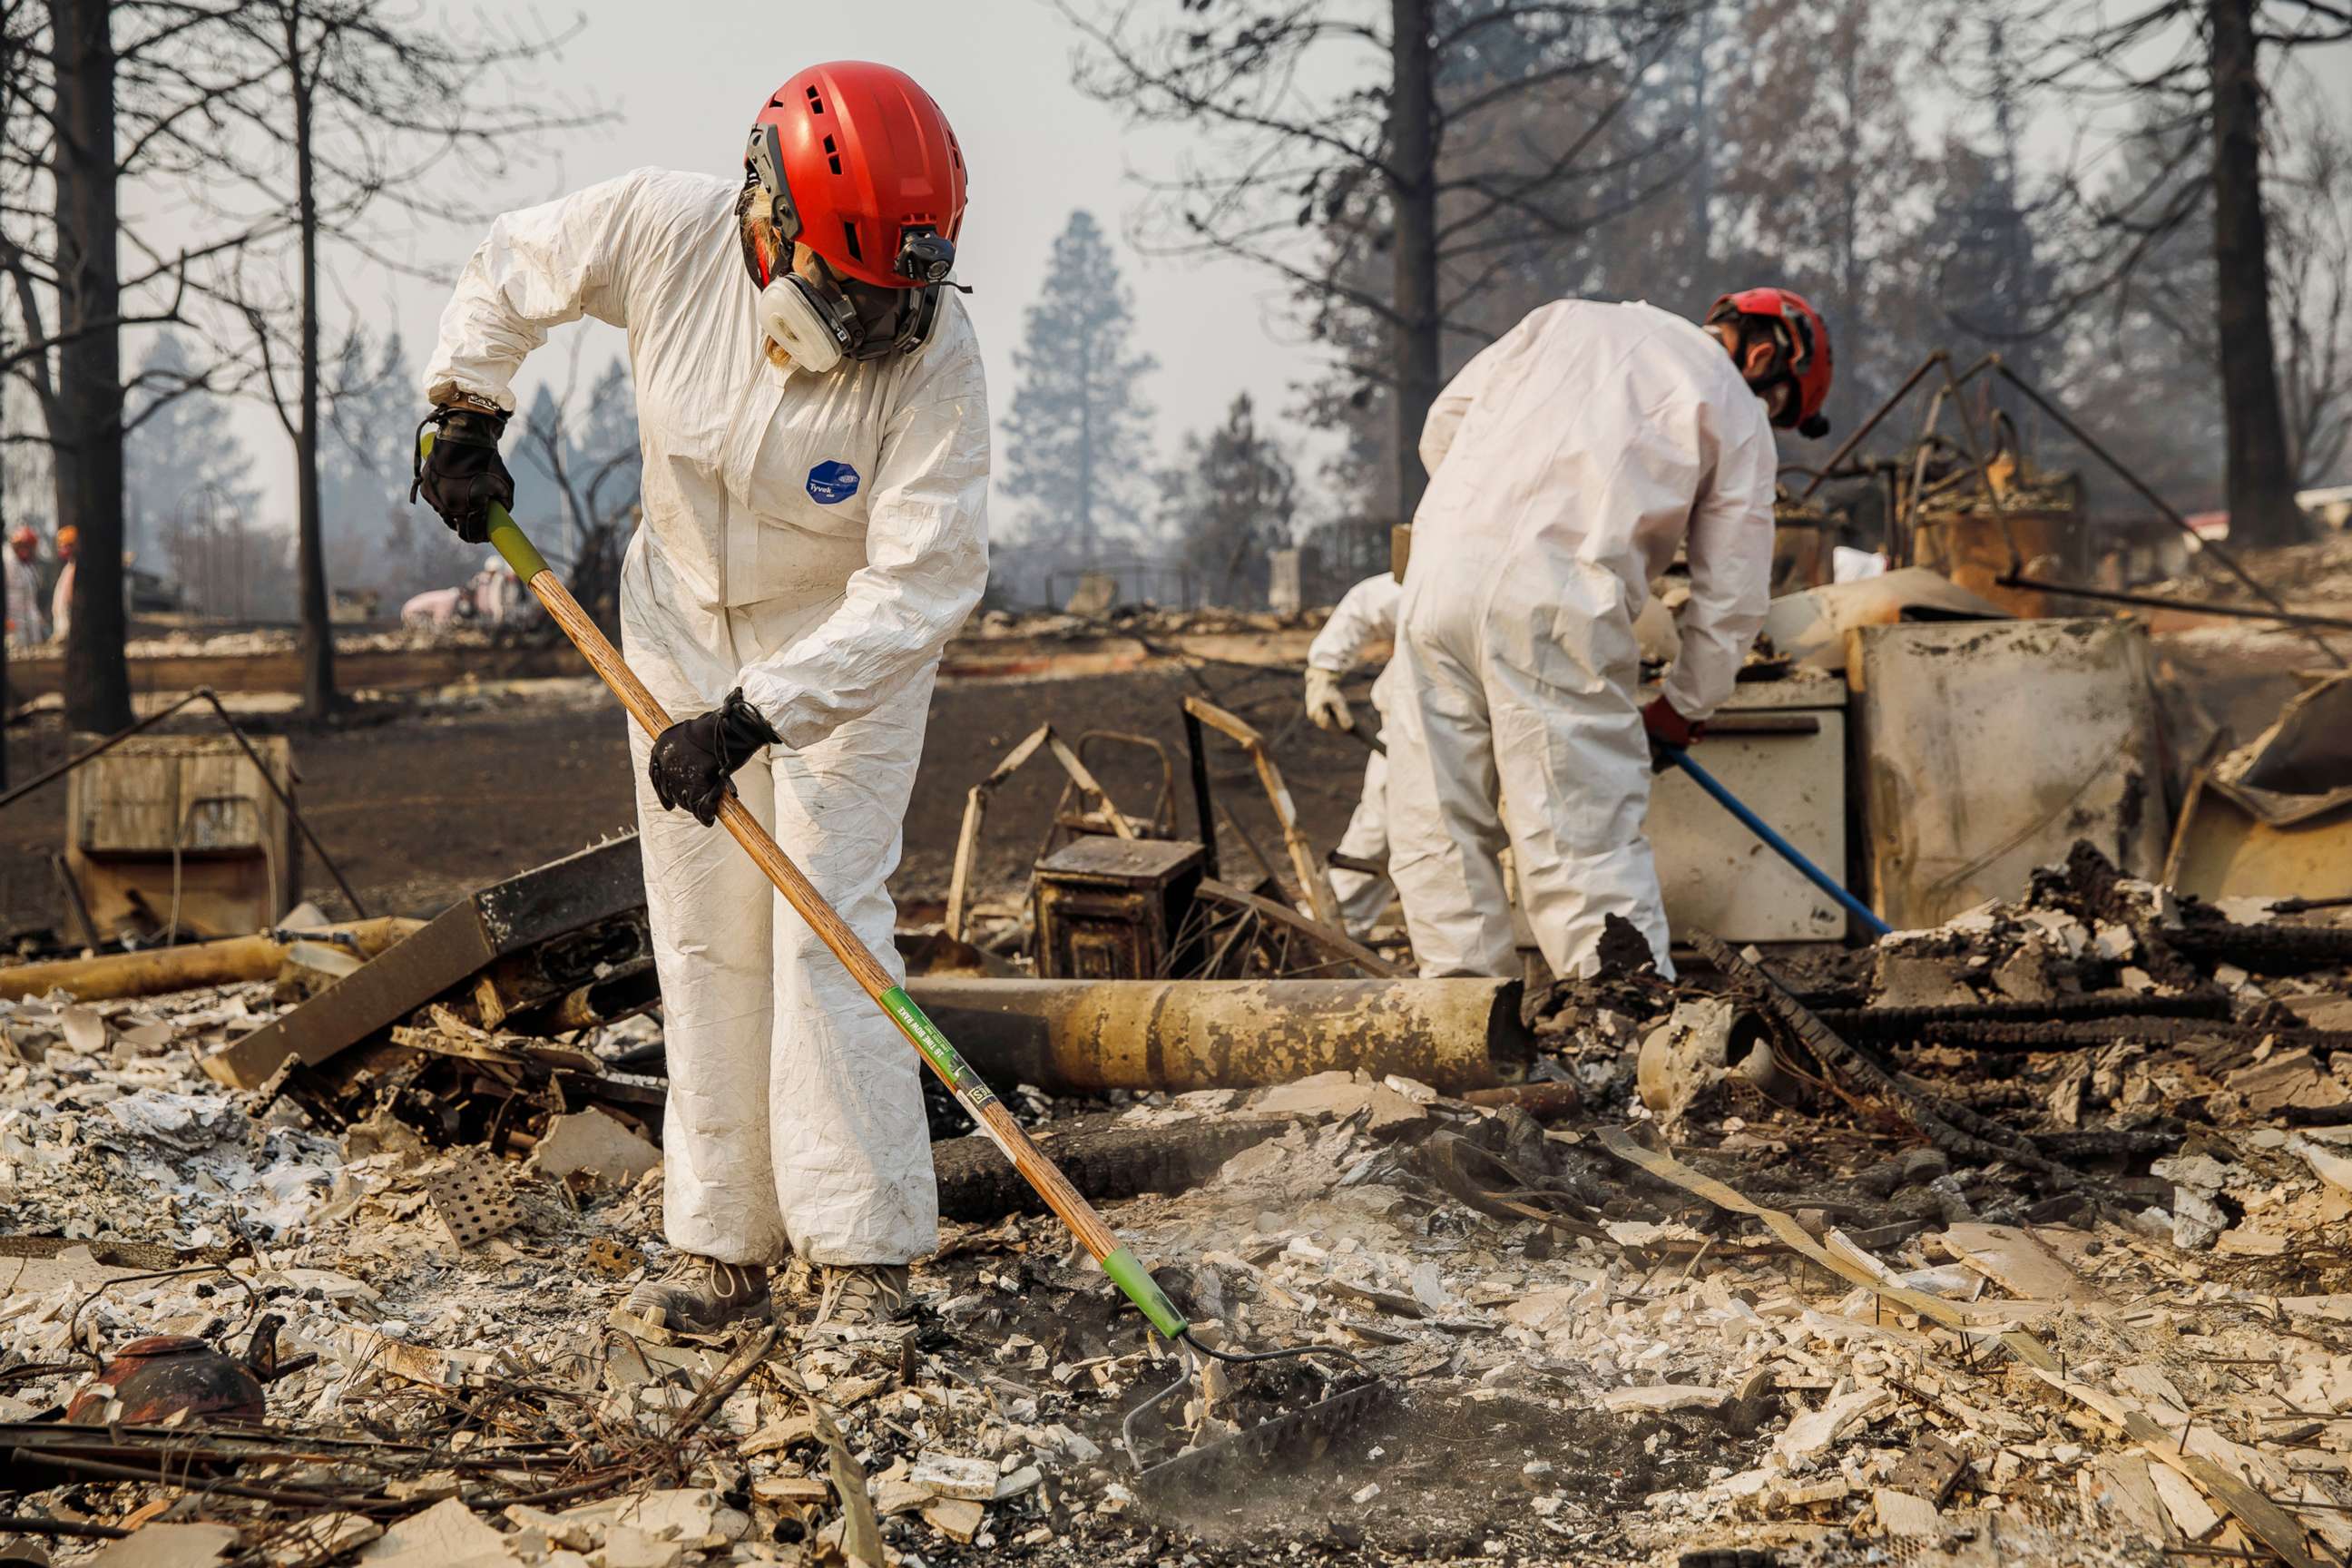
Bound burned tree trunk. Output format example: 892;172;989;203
289;5;335;719
1388;0;1440;524
2206;0;2301;550
52;0;130;733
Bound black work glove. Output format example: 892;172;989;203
411;406;514;544
648;687;780;826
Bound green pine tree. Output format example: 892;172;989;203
1003;211;1158;573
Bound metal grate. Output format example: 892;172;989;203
426;1158;524;1248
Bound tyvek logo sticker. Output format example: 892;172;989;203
806;460;860;505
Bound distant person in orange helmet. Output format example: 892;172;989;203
5;526;47;649
48;525;77;645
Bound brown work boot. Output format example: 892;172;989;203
804;1264;910;1340
614;1254;769;1336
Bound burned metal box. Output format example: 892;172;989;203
64;734;299;940
1032;837;1205;981
1646;673;1852;945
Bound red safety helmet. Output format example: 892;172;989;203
1710;286;1834;438
747;62;967;292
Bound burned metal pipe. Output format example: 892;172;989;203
906;977;1531;1095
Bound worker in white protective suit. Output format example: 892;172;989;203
1383;289;1834;983
416;62;986;1339
5;527;49;650
1302;572;1401;936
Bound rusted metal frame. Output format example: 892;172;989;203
1181;705;1221;881
1196;877;1402;979
1798;351;1946;502
946;726;1050;942
1879;462;1906;566
1984;358;2347;670
1196;902;1257;980
1928;353;2028;580
1180;695;1343;929
1076;730;1178;837
1895;387;1950;557
1042;730;1139;840
944;723;1138;941
1992;574;2352;632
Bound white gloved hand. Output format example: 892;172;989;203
1304;667;1353;732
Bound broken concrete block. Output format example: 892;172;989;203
2148;1462;2221;1539
593;1526;677;1568
1990;943;2055;1004
908;1450;1000;1501
531;1107;661;1190
1937;1222;2106;1307
738;1414;818;1457
1501;1288;1580;1333
1250;1071;1426;1134
2292;1135;2352;1197
1873;1488;1942;1536
88;1525;241;1568
358;1498;514;1568
1777;1385;1893;1460
870;1478;933;1517
561;1490;743;1545
2226;1049;2350;1114
503;1508;592;1553
919;1497;986;1544
2171;1188;2228;1251
1870;951;1976;1009
1600;1384;1730;1414
2288;995;2352;1031
1044;1423;1102;1464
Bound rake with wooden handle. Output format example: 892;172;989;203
418;434;1191;1346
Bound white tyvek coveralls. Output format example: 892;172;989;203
1307;573;1400;936
1385;300;1776;982
426;168;988;1266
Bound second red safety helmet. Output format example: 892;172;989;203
1710;286;1834;437
747;62;967;291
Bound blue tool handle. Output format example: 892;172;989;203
1658;744;1893;938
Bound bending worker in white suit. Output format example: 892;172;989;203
416;62;986;1338
1302;571;1401;936
1383;289;1834;983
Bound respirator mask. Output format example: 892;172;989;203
743;125;959;373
